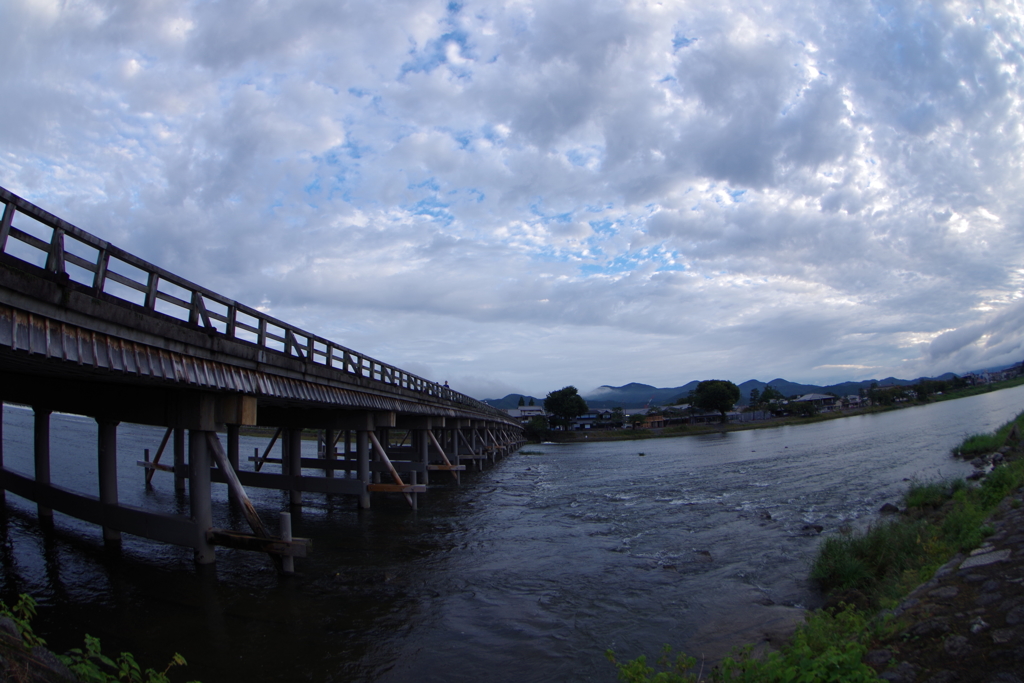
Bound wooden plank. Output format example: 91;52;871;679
0;466;197;547
427;464;466;471
215;469;367;495
137;460;174;472
207;529;311;558
367;484;427;493
248;456;426;473
324;455;416;471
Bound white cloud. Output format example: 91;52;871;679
2;0;1023;398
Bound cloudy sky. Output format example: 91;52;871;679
2;0;1024;399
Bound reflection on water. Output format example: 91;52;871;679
1;386;1023;682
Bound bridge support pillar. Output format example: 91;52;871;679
97;418;121;544
286;428;302;508
343;430;352;478
33;407;52;521
357;430;370;509
450;424;460;478
471;426;479;465
173;427;186;493
419;429;429;486
324;429;336;479
227;424;240;506
189;429;215;565
0;403;5;506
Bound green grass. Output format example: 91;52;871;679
607;607;886;682
609;429;1024;681
810;460;1024;607
954;408;1024;456
904;477;966;509
809;518;936;605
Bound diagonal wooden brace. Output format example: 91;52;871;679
206;432;285;574
367;432;414;507
427;430;459;481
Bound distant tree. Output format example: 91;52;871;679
518;395;526;406
610;407;625;428
752;385;785;414
524;416;550;442
690;380;741;423
544;386;589;430
528;398;535;406
793;401;818;417
749;388;760;407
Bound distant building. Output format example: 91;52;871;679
506;405;547;425
791;393;839;412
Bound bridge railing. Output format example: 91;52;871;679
0;187;509;421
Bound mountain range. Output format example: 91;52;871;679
483;374;962;410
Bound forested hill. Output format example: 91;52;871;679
483;374;960;410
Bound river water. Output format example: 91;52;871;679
1;385;1023;682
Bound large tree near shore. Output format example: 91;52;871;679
544;386;589;430
691;380;741;423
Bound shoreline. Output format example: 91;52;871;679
535;377;1024;445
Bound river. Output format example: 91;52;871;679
1;385;1023;682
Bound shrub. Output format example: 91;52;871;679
716;607;879;682
809;520;930;600
904;478;963;509
607;607;882;682
954;409;1024;456
954;432;1001;456
605;645;701;683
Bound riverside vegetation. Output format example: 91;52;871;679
607;409;1024;682
0;593;197;682
541;374;1024;445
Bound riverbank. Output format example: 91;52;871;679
547;377;1024;445
864;487;1024;681
611;408;1024;682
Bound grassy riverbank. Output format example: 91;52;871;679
607;410;1024;682
545;375;1024;445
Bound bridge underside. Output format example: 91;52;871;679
0;306;523;572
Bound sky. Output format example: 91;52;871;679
2;0;1024;400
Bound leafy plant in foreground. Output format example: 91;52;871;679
61;633;194;683
0;593;197;683
0;593;47;648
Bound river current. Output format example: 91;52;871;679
1;385;1023;682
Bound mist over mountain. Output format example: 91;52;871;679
483;373;964;410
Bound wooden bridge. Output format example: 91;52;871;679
0;185;524;572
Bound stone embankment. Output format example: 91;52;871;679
865;448;1024;683
0;617;76;682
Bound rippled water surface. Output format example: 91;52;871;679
2;386;1024;682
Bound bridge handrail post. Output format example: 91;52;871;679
0;187;525;429
0;202;14;251
45;227;65;276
